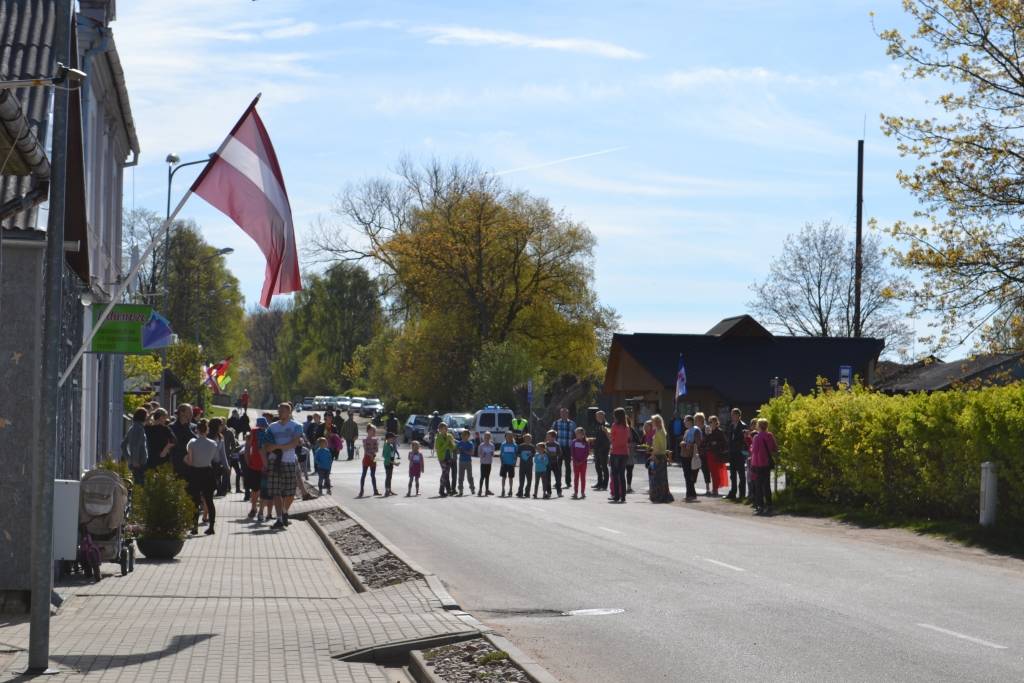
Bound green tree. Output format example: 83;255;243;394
879;1;1024;349
166;341;210;407
308;158;614;405
238;303;288;406
164;221;247;362
468;340;537;408
271;263;381;399
123;354;163;413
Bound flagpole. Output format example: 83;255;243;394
58;93;263;388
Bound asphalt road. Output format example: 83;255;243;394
319;440;1024;682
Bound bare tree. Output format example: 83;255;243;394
748;220;913;356
242;302;288;406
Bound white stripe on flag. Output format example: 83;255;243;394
219;136;293;229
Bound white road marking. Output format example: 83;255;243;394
703;558;745;572
916;623;1008;650
597;526;622;534
392;503;410;506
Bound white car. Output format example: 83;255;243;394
472;405;515;437
348;398;365;414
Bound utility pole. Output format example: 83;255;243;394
28;0;73;673
854;139;864;338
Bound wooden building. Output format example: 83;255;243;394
602;315;885;421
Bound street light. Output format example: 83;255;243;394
162;152;213;305
0;62;86;91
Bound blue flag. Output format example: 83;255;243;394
675;355;687;397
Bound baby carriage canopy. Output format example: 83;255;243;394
79;469;127;532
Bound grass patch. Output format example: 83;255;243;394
205;405;230;419
772;491;1024;559
477;651;509;666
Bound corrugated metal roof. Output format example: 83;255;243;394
0;0;56;230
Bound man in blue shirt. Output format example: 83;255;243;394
551;408;576;491
267;403;304;529
457;429;476;496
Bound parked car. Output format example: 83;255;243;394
360;398;384;418
300;397;315;411
403;414;430;443
471;405;515;437
336;396;351;412
348;398;365;414
313;396;329;411
442;412;474;434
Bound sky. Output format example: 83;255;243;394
114;0;936;341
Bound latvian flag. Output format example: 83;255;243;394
676;354;687;397
191;95;302;307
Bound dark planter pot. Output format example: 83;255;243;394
136;537;185;560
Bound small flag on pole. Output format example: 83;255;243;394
191;95;302;307
676;355;687;397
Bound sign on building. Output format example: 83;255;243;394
89;304;173;354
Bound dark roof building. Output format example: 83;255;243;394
603;315;885;420
874;353;1024;393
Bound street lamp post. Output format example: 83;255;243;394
163;153;212;306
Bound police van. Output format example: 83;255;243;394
471;405;515;437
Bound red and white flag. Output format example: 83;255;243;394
191;95;302;307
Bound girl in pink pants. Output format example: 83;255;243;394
570;428;590;499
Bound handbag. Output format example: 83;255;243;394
690;453;702;470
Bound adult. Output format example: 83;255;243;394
236;410;251;436
266;403;304;529
208;417;230;502
340;412;359;461
243;417;268;520
144;408;175;473
681;415;701;500
749;418;777;515
694;413;714;495
185;419;219;535
305;413;321;444
704;415;729;497
227;409;243;435
551;408;576;490
240;388;250;412
428;411;442;447
120;407;149;485
725;408;748;500
511;415;528;443
670;411;685;464
385;411;400;439
647;414;674;503
592;410;610;491
608;408;630;503
169;403;196;480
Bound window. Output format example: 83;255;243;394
497;413;512;429
479;413;496;428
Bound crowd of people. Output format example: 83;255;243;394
120;399;780;536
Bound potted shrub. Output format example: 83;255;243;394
133;464;195;560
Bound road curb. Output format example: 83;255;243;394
483;632;560;683
407;650;443;683
306;513;368;593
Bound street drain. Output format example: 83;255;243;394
562;608;624;617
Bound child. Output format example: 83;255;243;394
457;429;476;496
749;418;777;515
359;424;381;497
498;432;518;497
327;428;343;462
570;427;590;499
435;424;456;497
477;431;495;497
313;436;333;495
382;432;398;496
243;418;266;520
407;441;424;496
516;434;535;498
541;430;562;497
255;416;277;521
534;434;552;499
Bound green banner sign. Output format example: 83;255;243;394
90;304;157;354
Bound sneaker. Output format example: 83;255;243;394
557;492;563;497
572;494;578;500
190;527;198;535
581;493;586;499
256;513;264;523
246;510;256;519
205;527;215;535
486;491;493;496
272;520;285;529
477;491;483;497
283;516;290;526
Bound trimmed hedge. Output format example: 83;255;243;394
760;383;1024;527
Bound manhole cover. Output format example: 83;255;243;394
561;608;624;617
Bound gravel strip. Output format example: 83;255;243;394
328;525;383;556
309;507;349;525
423;637;530;682
352;552;422;588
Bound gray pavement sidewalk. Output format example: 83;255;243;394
0;494;475;681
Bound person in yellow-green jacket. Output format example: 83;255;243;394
434;423;456;497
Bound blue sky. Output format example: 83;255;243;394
116;0;934;339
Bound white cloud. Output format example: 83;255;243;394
263;21;319;39
338;19;401;31
657;66;833;90
412;25;644;60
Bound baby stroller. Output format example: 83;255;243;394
76;469;134;581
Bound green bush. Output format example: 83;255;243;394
133;464;196;540
761;382;1024;527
